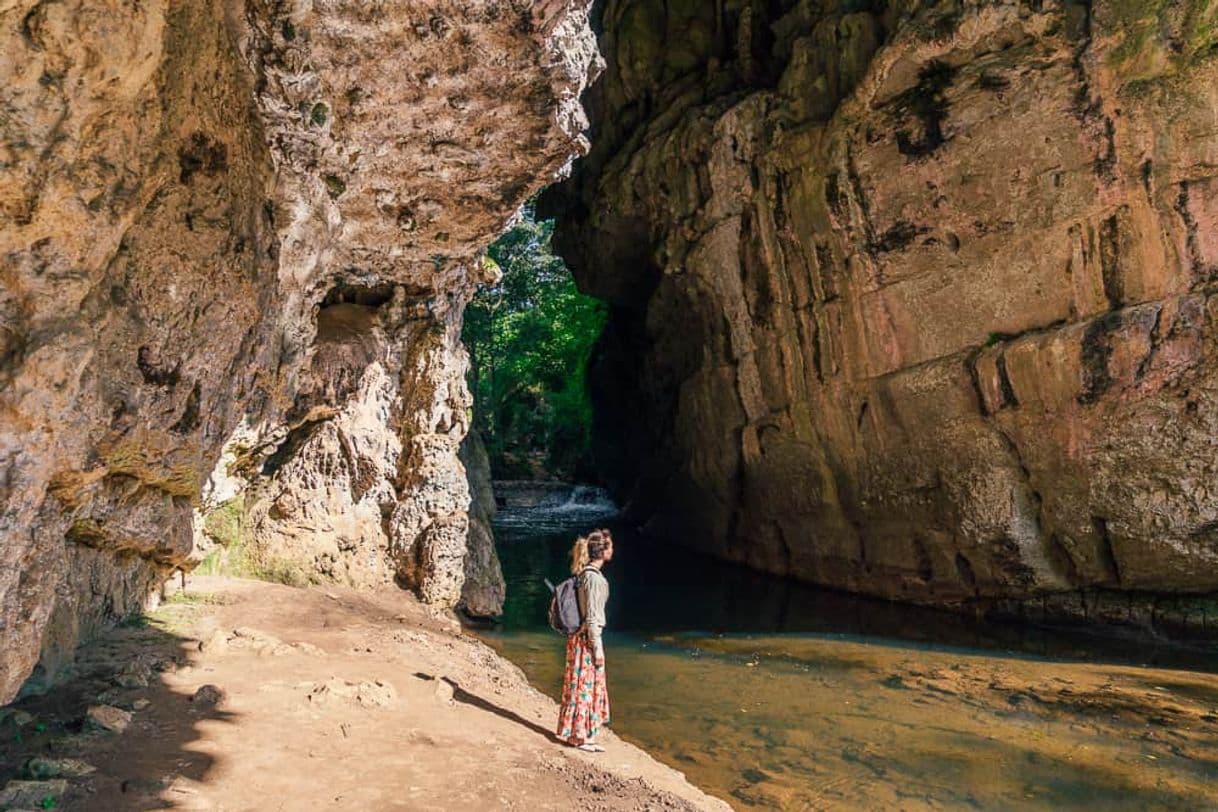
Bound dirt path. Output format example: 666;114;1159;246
0;576;730;811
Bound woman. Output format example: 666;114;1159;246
556;528;613;752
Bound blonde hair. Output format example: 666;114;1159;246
570;529;612;574
570;536;590;574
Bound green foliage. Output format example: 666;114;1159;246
195;497;312;585
202;496;244;547
164;590;229;606
463;204;606;479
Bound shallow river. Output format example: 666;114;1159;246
478;502;1218;810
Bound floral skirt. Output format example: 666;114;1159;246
556;631;610;744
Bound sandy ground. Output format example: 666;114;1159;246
0;575;730;811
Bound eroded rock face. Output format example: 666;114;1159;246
552;1;1218;620
1;0;597;703
459;429;506;618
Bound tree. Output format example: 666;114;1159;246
463;204;606;480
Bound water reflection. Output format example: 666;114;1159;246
482;509;1218;809
492;516;1218;670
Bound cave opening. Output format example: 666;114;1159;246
462;200;606;484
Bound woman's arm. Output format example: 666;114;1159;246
584;573;608;664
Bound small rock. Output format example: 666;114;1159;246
198;629;228;654
433;679;454;705
0;779;68;808
131;699;151;711
85;704;132;734
25;757;96;779
190;685;224;707
4;710;34;727
114;673;149;689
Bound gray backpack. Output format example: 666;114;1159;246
545;569;593;635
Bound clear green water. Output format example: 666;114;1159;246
479;512;1218;810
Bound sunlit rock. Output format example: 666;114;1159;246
0;0;598;703
550;0;1218;620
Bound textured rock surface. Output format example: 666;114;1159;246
459;430;505;617
551;1;1218;619
1;0;597;703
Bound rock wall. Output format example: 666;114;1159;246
0;0;597;703
459;429;505;618
551;0;1218;622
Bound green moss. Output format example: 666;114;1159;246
309;102;329;127
1106;0;1165;68
249;557;315;588
164;590;228;606
323;173;346;199
195;549;224;576
1107;1;1218;79
201;496;244;547
984;332;1015;348
65;519;107;547
99;441;200;499
195;497;317;587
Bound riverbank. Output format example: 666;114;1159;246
485;513;1218;809
0;576;728;811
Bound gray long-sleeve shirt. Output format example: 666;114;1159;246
577;567;609;661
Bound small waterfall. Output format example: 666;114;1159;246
492;482;619;534
541;485;616;513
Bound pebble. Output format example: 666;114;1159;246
85;704;132;734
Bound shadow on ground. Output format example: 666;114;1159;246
410;671;561;743
0;601;236;810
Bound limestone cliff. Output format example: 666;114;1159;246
551;0;1218;627
0;0;597;703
